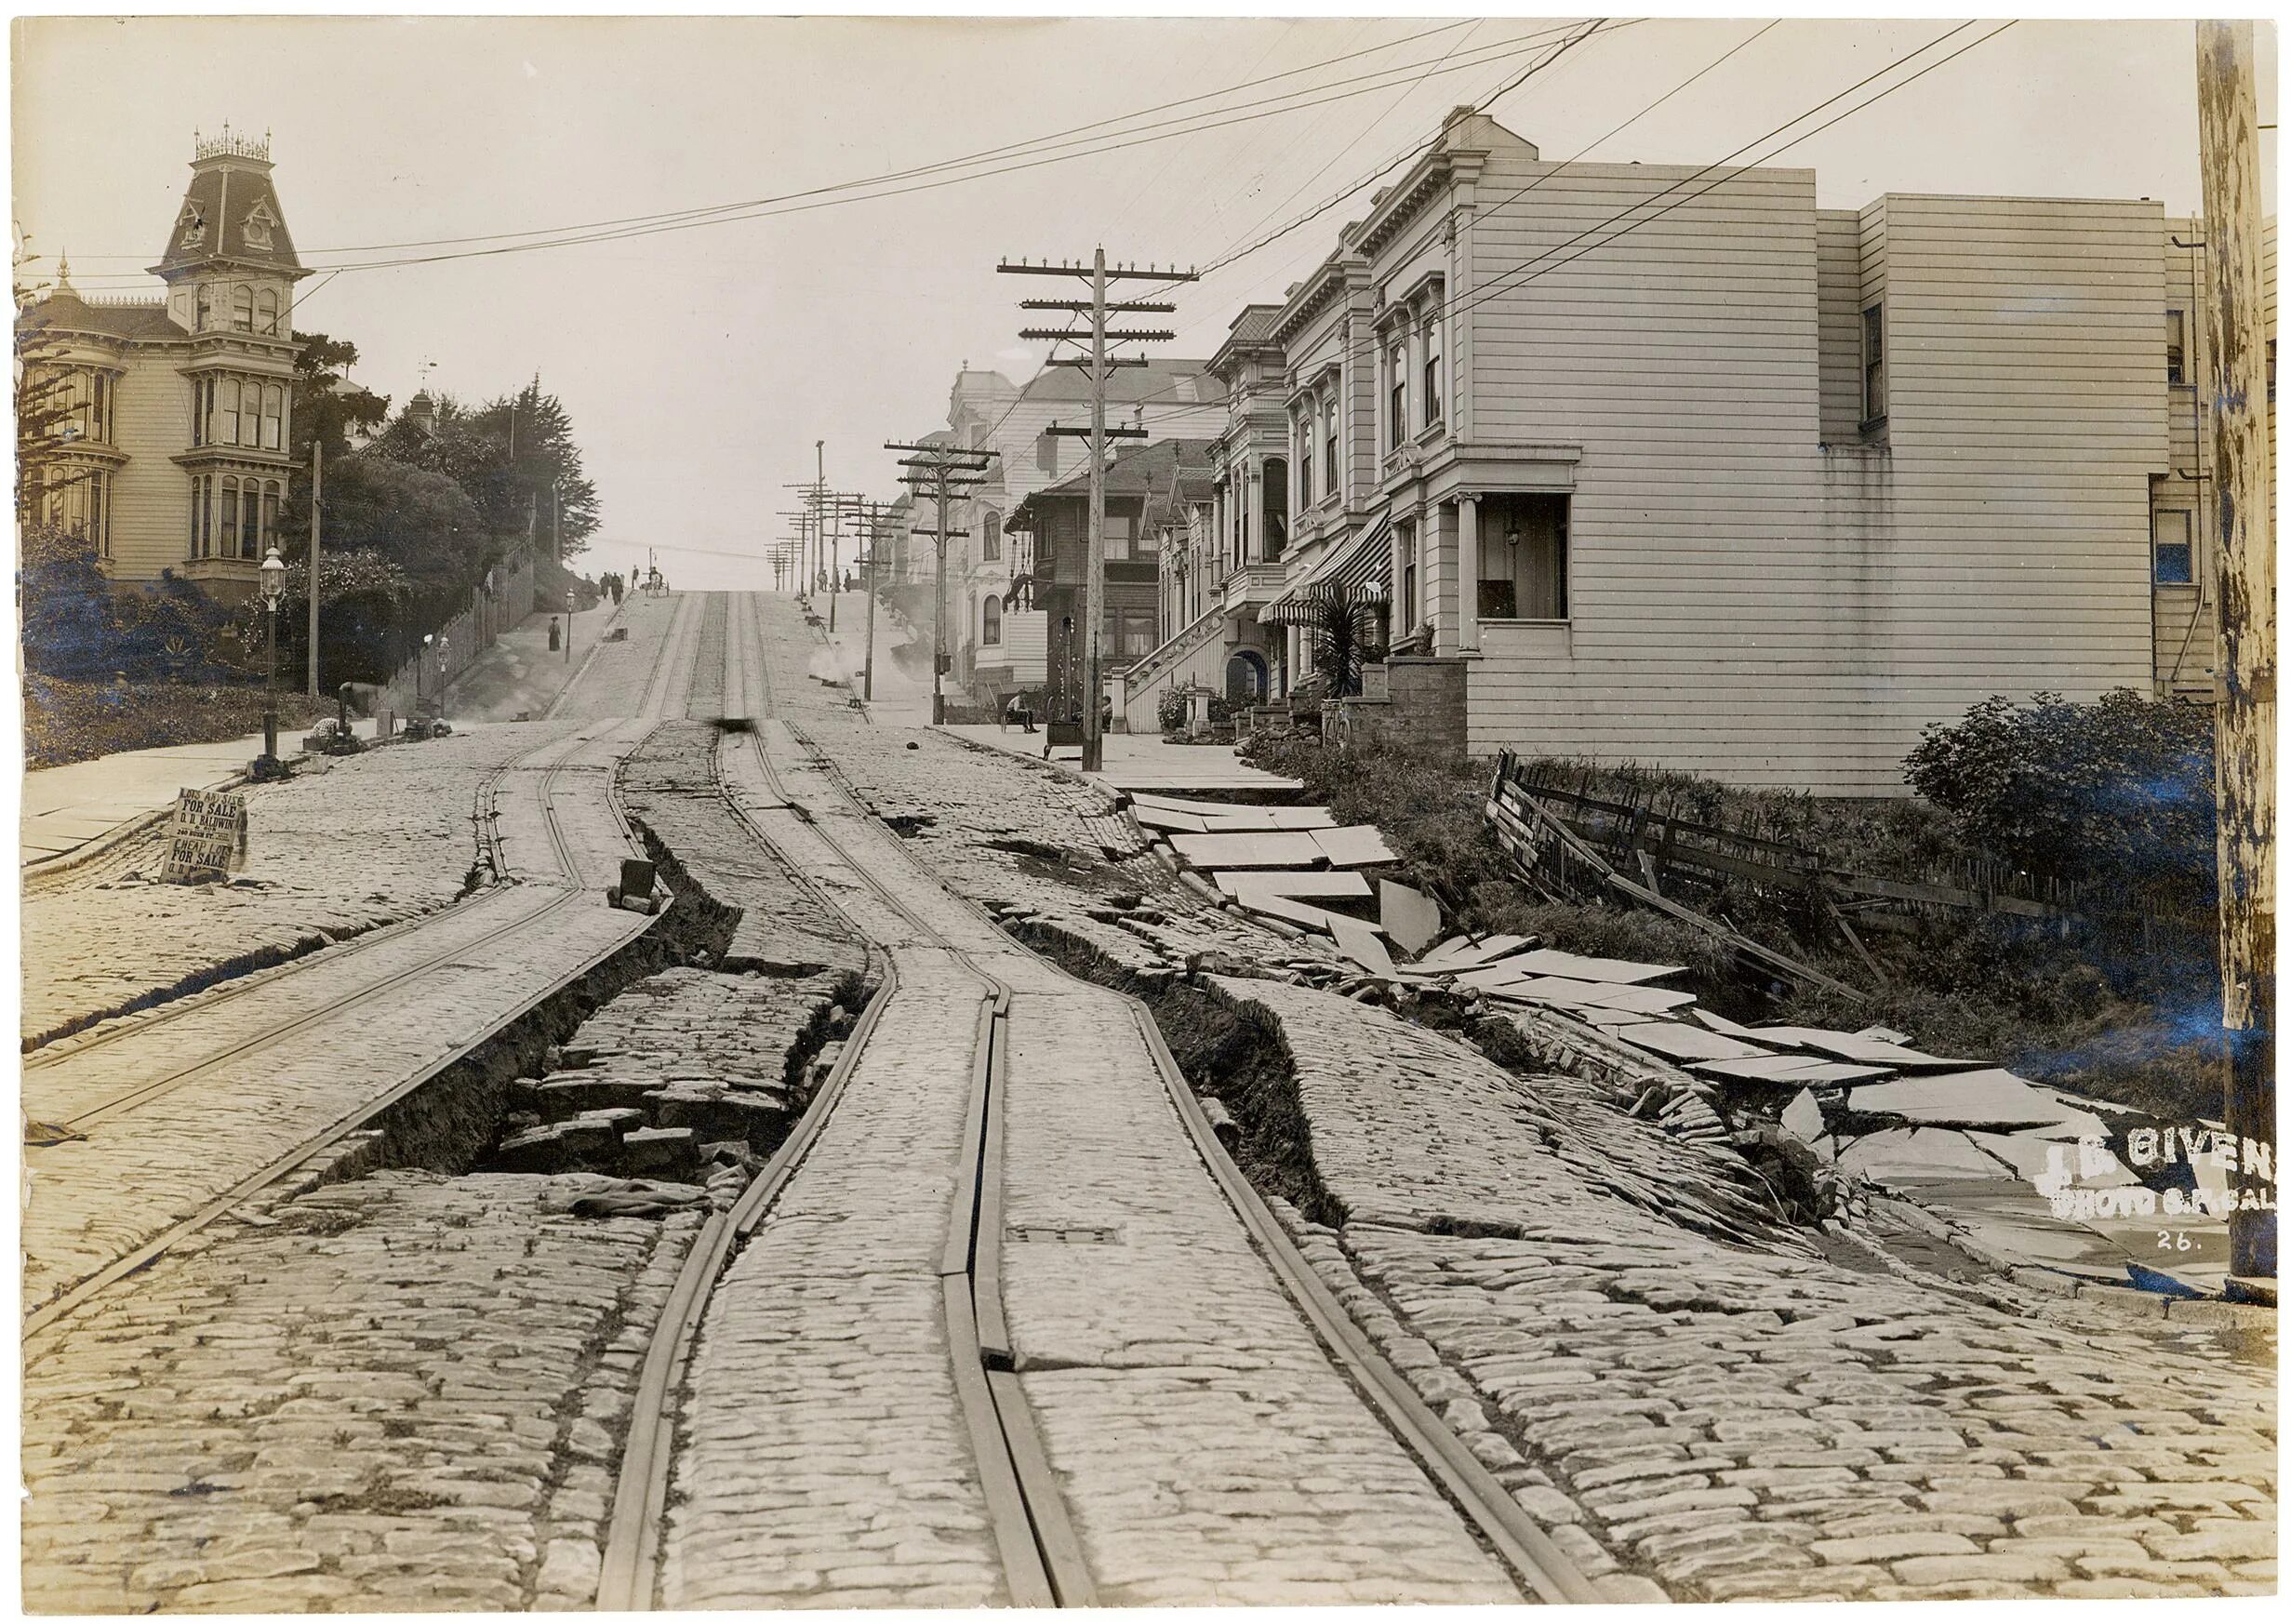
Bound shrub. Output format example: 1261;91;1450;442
1157;687;1189;736
1903;688;2216;916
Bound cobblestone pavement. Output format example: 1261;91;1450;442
1226;978;2279;1603
742;594;2278;1605
20;721;572;1046
660;593;1523;1605
22;724;656;1319
20;1172;699;1614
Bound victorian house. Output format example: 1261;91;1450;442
20;129;308;603
1123;103;2271;793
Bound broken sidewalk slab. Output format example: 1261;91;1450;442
1964;1129;2139;1190
1129;791;1336;828
1604;1019;1772;1064
1848;1069;2102;1133
1780;1087;1826;1143
1167;831;1328;869
1835;1126;2006;1181
1415;932;1535;971
1233;890;1384;938
1133;805;1213;834
1744;1024;1978;1071
1486;976;1699;1017
1377;879;1444;956
1500;948;1688;986
1310;825;1401;867
1692;1007;1787;1045
1690;1055;1894;1085
1211;870;1371;901
1330;916;1401;978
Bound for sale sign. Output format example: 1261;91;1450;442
160;788;247;885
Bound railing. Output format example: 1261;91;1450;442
1118;604;1227;698
1222;563;1287;610
377;553;537;717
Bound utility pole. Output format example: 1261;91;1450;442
2196;19;2276;1285
1001;251;1195;770
861;499;882;703
886;441;995;725
305;438;322;698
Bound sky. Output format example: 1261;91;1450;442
11;10;2279;591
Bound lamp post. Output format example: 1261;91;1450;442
256;545;287;773
420;632;433;716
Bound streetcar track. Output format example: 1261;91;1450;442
23;708;673;1338
23;725;588;1073
23;729;610;1133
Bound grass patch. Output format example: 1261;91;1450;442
24;675;327;769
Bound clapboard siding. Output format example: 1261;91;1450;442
108;356;192;582
1818;210;1865;441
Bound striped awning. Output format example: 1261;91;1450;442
1259;516;1392;626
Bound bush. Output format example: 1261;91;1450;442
1157;687;1189;736
1904;688;2216;916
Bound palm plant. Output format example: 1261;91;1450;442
1307;581;1384;699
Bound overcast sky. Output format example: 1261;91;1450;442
12;12;2278;590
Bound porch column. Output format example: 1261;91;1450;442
1459;495;1481;654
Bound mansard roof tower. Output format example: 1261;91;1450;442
152;126;308;336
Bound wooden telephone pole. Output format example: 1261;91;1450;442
886;441;995;725
2196;20;2276;1285
306;439;322;699
1000;251;1195;770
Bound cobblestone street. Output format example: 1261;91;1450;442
18;590;2278;1610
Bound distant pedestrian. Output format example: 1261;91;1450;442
548;617;562;652
1005;691;1035;734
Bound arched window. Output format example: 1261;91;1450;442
982;595;1002;646
218;379;241;445
190;477;206;557
257;288;279;335
260;482;281;552
240;479;260;559
981;510;1001;562
232;286;255;332
260;384;283;449
195;285;214;331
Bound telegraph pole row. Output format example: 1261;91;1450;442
886;441;996;725
999;251;1195;770
2194;19;2276;1285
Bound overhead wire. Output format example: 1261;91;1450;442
38;22;1603;288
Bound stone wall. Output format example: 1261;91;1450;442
1327;656;1469;756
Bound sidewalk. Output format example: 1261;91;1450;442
445;601;622;722
943;724;1301;795
20;718;378;868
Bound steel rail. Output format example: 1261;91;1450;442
22;721;671;1340
594;597;1092;1608
23;731;608;1134
24;725;587;1074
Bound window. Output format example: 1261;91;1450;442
1295;415;1313;508
241;479;260;559
1261;457;1288;562
1105;512;1136;562
1397;520;1419;632
88;471;109;557
2165;309;2187;385
1422;316;1443;426
261;384;284;450
258;287;280;335
1113;606;1156;659
217;378;241;446
195;285;214;331
232;285;255;332
261;481;282;554
2153;509;2194;585
981;510;1000;562
190;477;204;557
982;595;1002;646
1321;393;1339;496
1861;304;1886;422
1479;494;1570;620
1388;339;1407;448
1036;432;1059;475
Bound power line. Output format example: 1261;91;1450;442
39;23;1597;288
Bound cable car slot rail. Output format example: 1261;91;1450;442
22;725;666;1341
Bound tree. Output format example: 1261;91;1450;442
288;331;390;467
17;521;114;681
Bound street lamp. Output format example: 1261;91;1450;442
258;545;287;772
420;632;433;715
